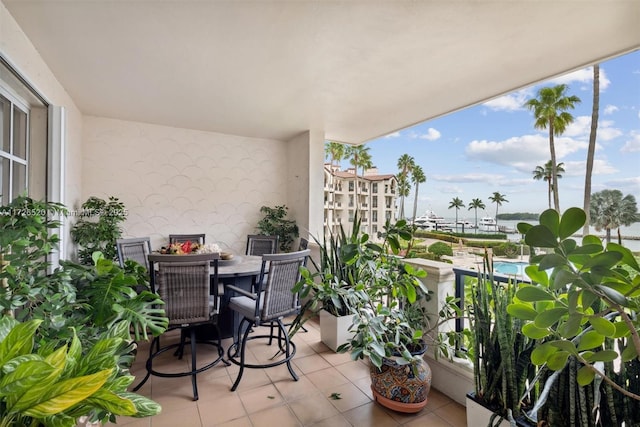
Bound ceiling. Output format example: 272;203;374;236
3;1;639;144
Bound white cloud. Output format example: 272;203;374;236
483;89;532;112
621;131;640;152
562;159;618;177
465;134;588;177
563;116;622;141
604;105;619;115
550;66;611;90
432;173;505;185
418;128;441;141
603;176;640;194
385;131;401;138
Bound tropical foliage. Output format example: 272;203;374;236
71;196;127;265
256;205;299;252
524;84;581;212
410;165;426;224
489;192;508;228
1;196;166;426
589;189;639;244
467;198;486;233
532;160;565;210
507;207;640;424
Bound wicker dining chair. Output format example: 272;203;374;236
169;233;206;245
133;253;226;401
225;249;310;391
116;237;152;270
245;234;279;256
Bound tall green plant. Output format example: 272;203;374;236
507;207;640;424
469;252;538;422
256;205;299;252
71;196;127;265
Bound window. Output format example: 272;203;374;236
372;183;378;194
349;181;354;192
0;94;29;203
372;211;378;222
372;196;378;208
0;58;49;205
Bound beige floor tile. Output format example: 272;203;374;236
237;383;284;414
342;401;400;427
212;417;252;427
263;362;300;382
425;387;454;411
434;402;467;427
308;413;352;427
352;376;375;400
305;367;350;391
293;354;332;374
324;382;372;413
288;391;340;425
149;405;202;427
249;405;302;427
198;393;247;426
228;365;273;390
319;349;353;366
306;340;332;353
193;374;234;399
335;360;371;382
150;377;200;410
403;411;455;427
274;375;319;401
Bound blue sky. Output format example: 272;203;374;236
342;50;640;220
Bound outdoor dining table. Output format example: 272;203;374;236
217;255;263;339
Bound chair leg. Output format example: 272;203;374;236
190;328;199;401
231;319;253;392
278;319;299;382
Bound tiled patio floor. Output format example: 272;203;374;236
110;317;467;427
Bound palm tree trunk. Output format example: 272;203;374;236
547;180;552;210
549;124;560;212
412;183;420;225
583;64;599;235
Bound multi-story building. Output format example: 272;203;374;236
323;164;398;238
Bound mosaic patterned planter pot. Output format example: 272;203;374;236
369;344;432;413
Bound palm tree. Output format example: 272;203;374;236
325;141;345;232
467;198;486;234
397;175;411;220
532;160;565;209
524;84;581;212
489;192;508;229
583;64;600;236
410;165;426;224
590;189;639;244
397;154;415;219
345;145;371;211
448;197;465;231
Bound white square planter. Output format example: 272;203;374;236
319;310;355;352
465;393;509;427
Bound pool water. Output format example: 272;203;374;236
493;261;528;276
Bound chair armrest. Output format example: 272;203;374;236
225;284;257;299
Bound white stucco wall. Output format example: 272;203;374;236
81;116;295;254
0;2;84;259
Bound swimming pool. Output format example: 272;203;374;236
493;261;528;276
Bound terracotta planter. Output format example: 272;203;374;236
370;345;432;413
319;309;355;352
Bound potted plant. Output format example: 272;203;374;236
465;250;539;427
256;205;299;252
1;196;168;426
292;213;366;351
506;207;640;425
71;196;127;265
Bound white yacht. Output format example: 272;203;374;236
479;216;497;231
413;210;454;232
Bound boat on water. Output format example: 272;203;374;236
478;216;497;231
456;220;476;230
413;210;454;232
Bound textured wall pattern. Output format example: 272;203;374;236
81;116;289;254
